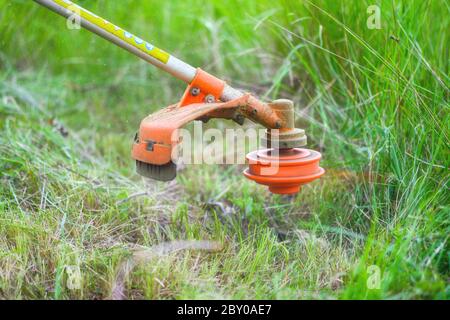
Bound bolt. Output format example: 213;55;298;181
205;94;215;103
234;114;245;125
190;87;200;96
199;116;210;123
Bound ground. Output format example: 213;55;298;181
0;0;448;299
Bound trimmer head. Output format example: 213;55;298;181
244;148;325;194
243;105;324;195
132;85;325;194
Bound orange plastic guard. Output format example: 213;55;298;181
132;95;250;165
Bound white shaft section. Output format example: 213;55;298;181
33;0;197;83
221;85;245;101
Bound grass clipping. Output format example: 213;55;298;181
112;241;223;300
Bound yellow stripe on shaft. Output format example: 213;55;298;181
53;0;170;64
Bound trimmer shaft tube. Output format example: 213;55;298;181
34;0;196;83
33;0;244;102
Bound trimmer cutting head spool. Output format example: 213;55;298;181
244;117;324;195
244;148;325;194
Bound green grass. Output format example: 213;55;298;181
0;0;448;299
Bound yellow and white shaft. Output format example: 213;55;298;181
34;0;243;101
33;0;197;83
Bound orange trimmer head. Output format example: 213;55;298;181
132;70;325;194
244;148;325;194
131;68;326;193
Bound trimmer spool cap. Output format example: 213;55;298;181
244;148;325;194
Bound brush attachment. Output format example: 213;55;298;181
136;160;177;181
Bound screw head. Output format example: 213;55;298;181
205;94;215;103
234;114;245;125
190;87;200;96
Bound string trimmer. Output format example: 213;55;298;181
34;0;325;194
